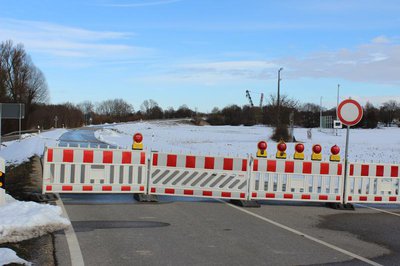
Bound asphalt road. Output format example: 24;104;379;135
54;128;400;266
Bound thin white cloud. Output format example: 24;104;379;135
101;0;181;7
169;36;400;86
372;35;391;44
0;18;153;64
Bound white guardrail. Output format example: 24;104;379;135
42;146;400;205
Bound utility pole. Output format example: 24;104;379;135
277;67;283;127
320;96;323;131
336;84;340;136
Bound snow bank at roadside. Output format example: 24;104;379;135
0;248;31;265
0;129;67;166
0;189;70;244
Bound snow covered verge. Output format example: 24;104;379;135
0;189;70;265
0;248;31;265
95;121;400;163
0;129;67;166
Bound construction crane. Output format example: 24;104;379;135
245;90;264;108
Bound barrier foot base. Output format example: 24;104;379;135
27;193;58;203
326;202;355;210
134;193;158;203
230;199;260;208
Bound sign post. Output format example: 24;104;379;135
0;103;25;149
337;98;363;205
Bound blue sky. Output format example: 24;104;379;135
1;0;399;112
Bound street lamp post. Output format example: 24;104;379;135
277;67;283;127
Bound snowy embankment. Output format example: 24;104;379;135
0;129;67;165
96;121;400;163
0;129;69;265
0;190;70;265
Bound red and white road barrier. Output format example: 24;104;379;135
346;162;400;203
149;152;249;200
43;147;147;193
250;158;343;202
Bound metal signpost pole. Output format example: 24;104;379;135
342;125;350;205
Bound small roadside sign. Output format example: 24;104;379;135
337;99;363;126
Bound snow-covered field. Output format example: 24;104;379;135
0;129;67;165
96;121;400;163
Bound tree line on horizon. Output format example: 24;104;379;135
1;40;399;135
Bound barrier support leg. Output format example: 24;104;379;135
230;199;260;208
134;157;158;203
325;202;354;210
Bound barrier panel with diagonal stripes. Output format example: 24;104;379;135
250;158;344;203
43;147;147;193
148;152;250;200
346;162;399;204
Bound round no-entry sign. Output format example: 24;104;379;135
337;99;363;126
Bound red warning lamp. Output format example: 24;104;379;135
132;133;144;150
276;140;287;159
330;145;341;162
257;141;267;158
295;143;304;153
312;144;322;161
331;145;340;155
294;143;305;160
133;133;143;143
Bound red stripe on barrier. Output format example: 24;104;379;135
348;196;353;201
151;187;156;193
62;185;73;191
319;195;328;200
302;162;312;174
203;191;213;196
320;163;329;175
152;154;158;166
140;152;146;165
221;192;231;198
337;164;343;175
204;157;215;169
167;154;177;167
253;159;259;171
359;196;367;201
63;150;74;163
301;194;311;200
284;194;293;199
376;165;384;177
102;186;112;191
185;156;196;168
361;165;369;176
184;189;194;195
242;159;247;171
121;186;131;191
267;160;276;172
266;193;275;198
47;149;53;162
82;185;93;191
252;192;257;197
336;196;341;201
374;196;382;201
391;166;399;177
223;158;233;171
389;196;397;202
140;186;145;192
240;193;246;199
165;188;175;194
122;151;132;164
83;150;93;163
350;164;354;176
103;151;113;164
285;161;294;173
46;185;52;191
